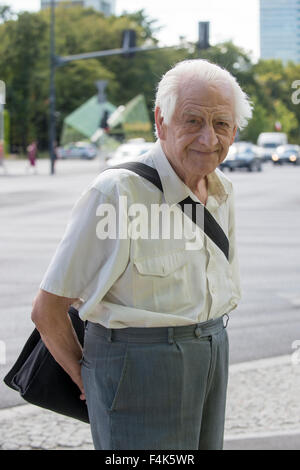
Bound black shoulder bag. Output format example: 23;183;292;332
3;162;229;423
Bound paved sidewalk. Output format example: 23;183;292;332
1;355;299;450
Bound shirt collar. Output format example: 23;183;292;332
149;140;231;207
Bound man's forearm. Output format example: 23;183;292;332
31;289;85;398
39;314;83;379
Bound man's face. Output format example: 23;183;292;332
156;78;237;185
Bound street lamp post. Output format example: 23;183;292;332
49;0;56;175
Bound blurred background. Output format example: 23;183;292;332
0;0;300;451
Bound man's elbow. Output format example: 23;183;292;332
30;289;75;331
31;297;45;329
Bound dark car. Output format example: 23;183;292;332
220;142;263;172
271;145;300;165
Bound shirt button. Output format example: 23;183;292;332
195;327;202;337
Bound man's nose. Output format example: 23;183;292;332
197;124;218;148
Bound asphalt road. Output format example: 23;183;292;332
0;157;300;410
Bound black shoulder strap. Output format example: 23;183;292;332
105;162;229;260
109;161;163;191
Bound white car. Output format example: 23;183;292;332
257;133;288;161
107;140;154;167
57;142;98;160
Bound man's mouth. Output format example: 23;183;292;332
190;149;218;156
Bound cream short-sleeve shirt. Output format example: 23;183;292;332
40;141;241;328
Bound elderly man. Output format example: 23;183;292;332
31;59;252;450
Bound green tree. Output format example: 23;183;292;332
273;100;298;139
284;62;300;142
0;12;48;151
2;6;300;151
0;4;14;23
252;59;300;143
239;97;270;143
0;6;187;150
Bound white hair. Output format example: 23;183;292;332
154;59;253;133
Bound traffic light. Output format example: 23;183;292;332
198;22;210;50
100;110;109;131
122;29;136;58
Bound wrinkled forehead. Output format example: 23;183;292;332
176;77;235;115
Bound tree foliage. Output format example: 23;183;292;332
0;5;299;152
0;4;14;23
0;6;186;150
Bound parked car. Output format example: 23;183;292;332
57;142;98;160
220;142;263;172
257;132;288;161
107;139;155;167
271;145;300;165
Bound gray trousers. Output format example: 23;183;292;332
81;316;229;450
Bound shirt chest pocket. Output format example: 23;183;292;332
133;251;193;313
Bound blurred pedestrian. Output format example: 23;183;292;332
26;140;38;174
53;140;58;172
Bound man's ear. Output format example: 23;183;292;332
155;107;166;140
230;126;238;145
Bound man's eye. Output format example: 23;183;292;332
187;119;198;124
217;121;229;127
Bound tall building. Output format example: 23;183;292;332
260;0;300;63
41;0;116;16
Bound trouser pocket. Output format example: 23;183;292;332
81;329;129;412
106;341;129;412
